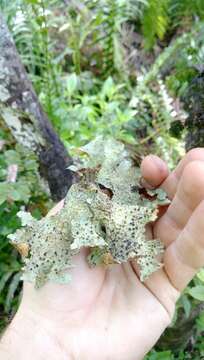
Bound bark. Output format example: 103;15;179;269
183;70;204;151
0;13;73;201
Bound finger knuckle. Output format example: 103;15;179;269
181;161;204;199
186;148;204;163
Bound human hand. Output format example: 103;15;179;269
2;148;204;360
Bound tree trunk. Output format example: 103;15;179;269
183;70;204;151
0;13;73;201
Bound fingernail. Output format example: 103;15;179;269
148;155;166;172
149;154;167;172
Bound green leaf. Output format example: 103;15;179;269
181;294;191;318
66;73;78;97
188;285;204;301
101;77;114;99
24;0;39;4
5;272;22;313
0;183;12;205
0;181;31;205
14;182;31;203
197;268;204;282
142;0;170;49
4;150;21;166
196;311;204;331
0;272;13;294
145;350;174;360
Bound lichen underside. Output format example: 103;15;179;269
8;137;169;288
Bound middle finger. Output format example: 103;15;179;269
154;160;204;246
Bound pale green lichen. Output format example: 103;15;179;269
8;137;169;288
0;104;45;151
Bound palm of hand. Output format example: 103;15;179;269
23;248;172;360
20;150;204;360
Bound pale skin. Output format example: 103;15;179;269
1;149;204;360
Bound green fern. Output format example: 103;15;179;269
142;0;170;49
126;0;148;19
100;0;149;76
169;0;204;27
84;0;148;76
1;0;62;117
101;0;124;76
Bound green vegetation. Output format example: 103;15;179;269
1;0;204;357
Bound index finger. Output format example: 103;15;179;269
141;148;204;199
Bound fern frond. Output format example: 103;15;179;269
142;0;170;49
169;0;204;27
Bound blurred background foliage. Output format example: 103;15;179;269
1;0;204;358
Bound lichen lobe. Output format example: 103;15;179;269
8;137;169;288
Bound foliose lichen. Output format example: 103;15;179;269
8;137;169;288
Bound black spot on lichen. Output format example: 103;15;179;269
8;137;168;288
